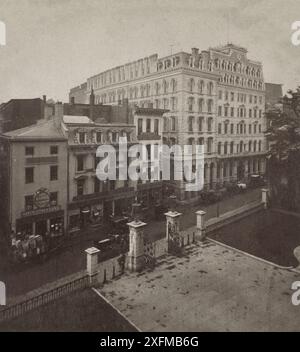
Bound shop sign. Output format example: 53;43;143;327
34;188;50;208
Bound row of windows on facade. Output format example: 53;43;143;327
25;165;58;184
213;58;262;78
88;59;152;90
76;146;160;173
137;118;160;135
218;91;264;104
25;145;58;157
186;116;262;134
94;79;215;104
184;137;263;154
217;122;262;135
205;159;263;180
218;106;263;119
73;130;132;144
95;78;178;104
187;97;214;113
219;74;263;90
217;140;263;155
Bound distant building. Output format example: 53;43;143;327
0;96;54;133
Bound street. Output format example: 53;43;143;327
0;188;261;299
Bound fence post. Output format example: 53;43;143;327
85;247;100;285
165;210;182;252
261;188;269;209
127;220;147;272
196;210;206;241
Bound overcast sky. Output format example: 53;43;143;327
0;0;300;103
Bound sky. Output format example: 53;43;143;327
0;0;300;103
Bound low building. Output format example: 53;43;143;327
0;118;68;241
0;97;168;248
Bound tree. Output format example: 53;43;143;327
265;87;300;211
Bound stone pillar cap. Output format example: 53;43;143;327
127;220;147;228
196;210;206;215
164;211;182;218
85;247;100;255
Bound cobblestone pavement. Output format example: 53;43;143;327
98;242;300;332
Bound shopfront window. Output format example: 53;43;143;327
24;195;34;210
50;192;58;206
77;179;85;196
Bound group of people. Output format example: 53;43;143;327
11;233;47;263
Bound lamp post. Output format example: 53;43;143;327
168;194;177;213
132;196;142;223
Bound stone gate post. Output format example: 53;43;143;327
196;210;206;241
165;210;182;252
127;220;147;272
85;247;100;285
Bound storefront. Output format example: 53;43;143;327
68;202;103;233
16;208;65;237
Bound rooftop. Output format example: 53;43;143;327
1;119;66;141
63;115;93;125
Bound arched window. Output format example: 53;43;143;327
170;116;176;131
224;142;228;155
162;80;168;94
188;78;195;92
207;138;213;153
207;99;213;114
230;141;234;154
198;116;203;131
155;82;160;95
163;117;169;131
218;142;222;155
207;117;213;132
171;79;177;93
198;98;203;113
253;140;257;152
240;141;243;152
188;97;194;112
208;82;214;95
249;140;252;152
198;80;204;94
188;116;194;132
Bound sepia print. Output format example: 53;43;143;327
0;0;300;334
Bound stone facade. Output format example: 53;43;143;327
70;44;267;202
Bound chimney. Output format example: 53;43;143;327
43;95;47;103
53;102;64;129
191;47;199;56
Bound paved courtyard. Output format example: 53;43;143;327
97;241;300;332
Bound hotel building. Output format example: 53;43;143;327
70;43;267;203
